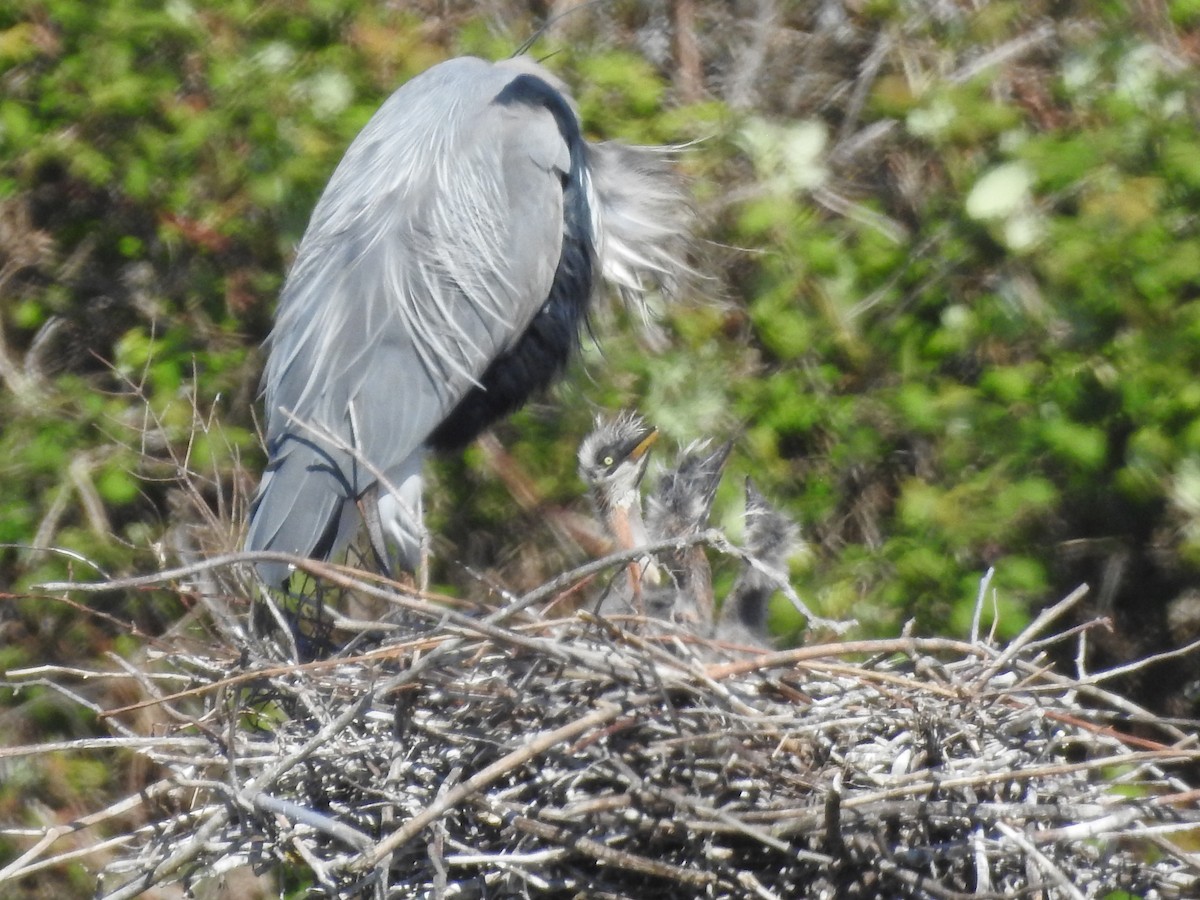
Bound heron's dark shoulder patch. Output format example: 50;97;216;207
493;75;582;146
493;73;565;108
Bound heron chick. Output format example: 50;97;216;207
577;411;661;610
244;56;691;588
715;478;801;648
644;440;732;630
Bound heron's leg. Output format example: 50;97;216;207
356;490;393;577
417;531;430;594
670;549;714;634
377;454;427;574
625;561;647;618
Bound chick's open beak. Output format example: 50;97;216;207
623;426;659;463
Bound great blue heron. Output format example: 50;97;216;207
644;439;732;629
244;56;690;588
576;411;662;609
714;478;800;648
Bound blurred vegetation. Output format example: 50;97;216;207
2;0;1200;893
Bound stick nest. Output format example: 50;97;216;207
22;561;1200;899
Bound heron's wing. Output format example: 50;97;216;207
246;58;571;568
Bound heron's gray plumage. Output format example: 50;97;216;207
246;57;689;587
588;143;691;299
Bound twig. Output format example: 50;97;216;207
994;822;1086;900
972;584;1090;689
352;700;637;872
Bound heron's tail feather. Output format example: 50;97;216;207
244;437;352;589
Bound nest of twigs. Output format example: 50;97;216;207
13;551;1200;899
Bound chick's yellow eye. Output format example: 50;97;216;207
603;455;615;467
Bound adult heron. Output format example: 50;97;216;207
245;56;690;588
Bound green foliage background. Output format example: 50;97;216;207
2;0;1200;891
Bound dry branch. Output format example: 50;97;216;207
6;563;1200;899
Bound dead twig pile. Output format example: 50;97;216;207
8;562;1200;898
